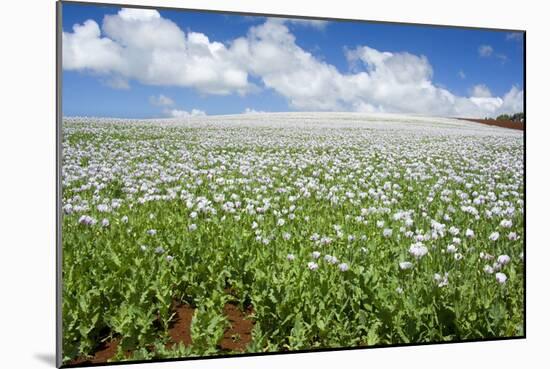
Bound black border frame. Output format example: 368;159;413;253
56;1;527;368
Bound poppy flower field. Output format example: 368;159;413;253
60;113;524;364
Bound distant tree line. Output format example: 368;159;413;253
494;112;524;122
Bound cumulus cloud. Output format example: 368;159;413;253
470;84;492;98
149;94;174;106
63;19;125;72
63;10;523;118
229;19;350;111
466;85;523;117
499;86;524;113
478;45;493;57
230;20;522;117
168;108;206;118
118;8;161;21
63;8;253;95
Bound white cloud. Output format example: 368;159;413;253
283;18;329;29
231;20;523;117
458;70;466;79
244;107;266;114
63;20;125;72
63;11;523;118
148;94;205;118
229;19;348;110
148;93;206;118
506;32;523;41
470;84;492;98
168;108;206;118
149;94;174;106
478;45;493;57
63;8;253;95
499;85;524;114
496;53;508;63
104;76;130;90
477;44;507;64
466;85;523;117
468;96;502;115
117;8;161;21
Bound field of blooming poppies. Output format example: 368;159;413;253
60;112;524;364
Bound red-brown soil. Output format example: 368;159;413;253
68;339;122;366
458;118;524;131
67;298;254;366
219;302;255;352
167;302;195;347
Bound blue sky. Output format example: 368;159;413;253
62;2;524;118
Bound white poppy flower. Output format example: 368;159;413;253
446;244;457;254
480;252;494;260
324;255;338;264
497;255;511;266
307;261;319;271
434;272;449;287
483;265;494;274
500;219;513;228
97;204;110;212
338;263;349;272
78;215;97;226
495;272;507;284
409;242;428;259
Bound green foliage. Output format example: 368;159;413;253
61;119;524;363
496;113;523;122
